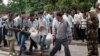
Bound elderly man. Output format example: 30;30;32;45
50;12;73;56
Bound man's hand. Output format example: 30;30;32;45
68;36;73;44
52;34;56;39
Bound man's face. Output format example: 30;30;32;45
38;14;43;18
96;8;100;13
55;15;60;21
30;16;35;20
21;14;26;18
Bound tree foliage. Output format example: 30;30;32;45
0;0;98;13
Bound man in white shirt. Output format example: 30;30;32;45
73;10;83;40
38;11;48;51
63;11;73;28
28;13;38;52
16;12;30;55
13;15;21;44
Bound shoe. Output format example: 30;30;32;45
9;55;13;56
18;50;22;56
12;52;16;56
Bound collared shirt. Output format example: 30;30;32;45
63;14;73;28
73;14;81;24
52;18;59;34
6;19;15;40
28;19;38;29
44;14;53;31
17;17;30;29
54;19;72;39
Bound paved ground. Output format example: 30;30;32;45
0;45;100;56
0;40;100;56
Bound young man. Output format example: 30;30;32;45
80;12;87;42
52;11;61;51
28;13;38;52
17;12;30;55
38;11;48;51
50;12;73;56
5;13;16;56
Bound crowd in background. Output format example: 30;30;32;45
0;9;99;56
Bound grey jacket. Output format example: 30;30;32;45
54;19;72;39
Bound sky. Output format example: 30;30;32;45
3;0;8;5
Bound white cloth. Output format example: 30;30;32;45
38;17;48;35
45;33;53;45
97;13;100;28
29;30;39;43
28;19;39;43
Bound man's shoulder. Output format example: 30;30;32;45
63;20;69;25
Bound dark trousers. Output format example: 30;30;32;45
3;27;7;46
50;38;71;56
53;37;61;51
98;28;100;43
76;28;81;40
80;29;86;42
0;28;2;44
29;38;38;51
50;26;52;34
15;31;18;43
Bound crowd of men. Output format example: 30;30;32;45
0;5;100;56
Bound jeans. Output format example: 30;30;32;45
80;29;86;42
18;32;26;51
50;38;71;56
39;35;46;50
